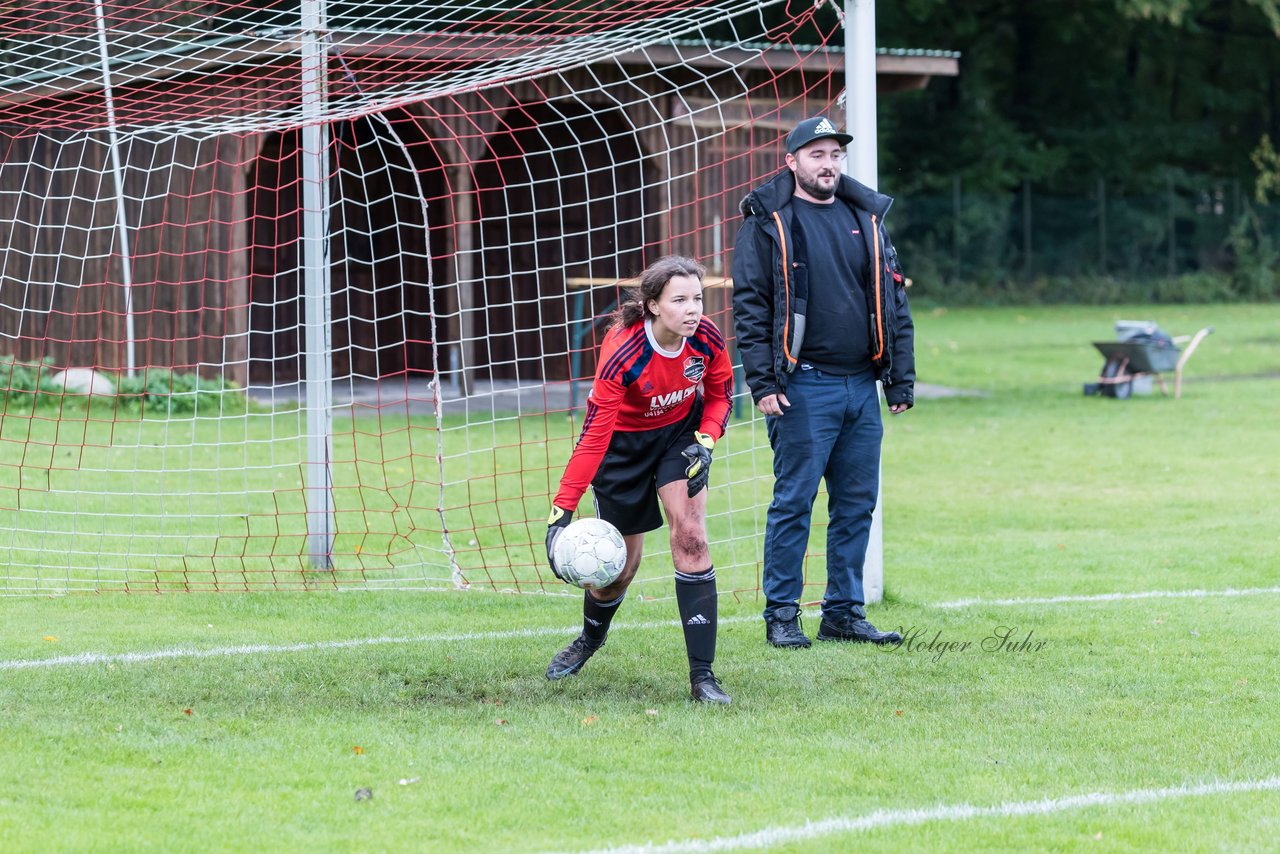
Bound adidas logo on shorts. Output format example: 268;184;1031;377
685;614;710;626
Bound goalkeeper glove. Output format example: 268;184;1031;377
545;505;574;582
681;431;715;498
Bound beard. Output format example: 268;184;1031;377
795;169;838;201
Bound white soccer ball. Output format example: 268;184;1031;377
552;517;627;590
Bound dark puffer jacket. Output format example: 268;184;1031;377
731;168;915;408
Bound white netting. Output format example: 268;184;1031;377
0;0;854;594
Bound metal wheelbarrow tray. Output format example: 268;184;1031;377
1085;326;1213;400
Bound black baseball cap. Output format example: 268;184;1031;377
785;116;853;154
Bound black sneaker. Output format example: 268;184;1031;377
691;674;732;705
816;614;902;645
545;634;604;680
765;605;812;649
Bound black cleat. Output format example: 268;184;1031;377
765;605;812;649
691;674;732;705
545;634;604;680
816;614;902;645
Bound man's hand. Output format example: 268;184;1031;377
681;432;715;498
545;506;574;581
888;402;911;414
756;393;790;416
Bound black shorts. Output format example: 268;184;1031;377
590;402;702;536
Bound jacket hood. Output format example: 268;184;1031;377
739;168;893;220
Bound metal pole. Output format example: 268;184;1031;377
1098;177;1107;272
844;0;883;603
301;0;334;567
1023;180;1033;277
93;0;137;378
845;1;878;183
952;174;961;281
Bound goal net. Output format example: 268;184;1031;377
0;0;852;595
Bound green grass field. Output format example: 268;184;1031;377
2;304;1279;851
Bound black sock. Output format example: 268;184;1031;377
675;567;717;681
583;590;624;645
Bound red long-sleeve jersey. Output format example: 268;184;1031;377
553;317;734;511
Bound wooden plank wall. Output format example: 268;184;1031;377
0;128;252;381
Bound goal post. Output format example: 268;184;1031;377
0;0;904;597
843;0;884;603
300;0;336;567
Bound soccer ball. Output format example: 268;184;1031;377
552;517;627;590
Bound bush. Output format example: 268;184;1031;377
1225;208;1280;301
0;355;65;407
0;360;246;416
115;368;248;416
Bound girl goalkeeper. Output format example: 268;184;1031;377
544;255;734;704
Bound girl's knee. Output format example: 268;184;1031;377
670;529;709;564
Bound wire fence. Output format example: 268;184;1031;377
892;174;1280;297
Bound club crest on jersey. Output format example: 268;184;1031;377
682;356;706;383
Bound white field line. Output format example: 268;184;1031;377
0;614;759;671
571;777;1280;854
935;585;1280;609
9;584;1280;671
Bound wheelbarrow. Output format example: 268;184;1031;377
1083;322;1214;400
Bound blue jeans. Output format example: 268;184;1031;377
762;366;882;620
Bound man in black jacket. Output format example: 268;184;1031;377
732;117;914;649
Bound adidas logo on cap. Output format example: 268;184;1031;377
785;116;853;153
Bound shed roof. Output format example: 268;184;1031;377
1;30;958;111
